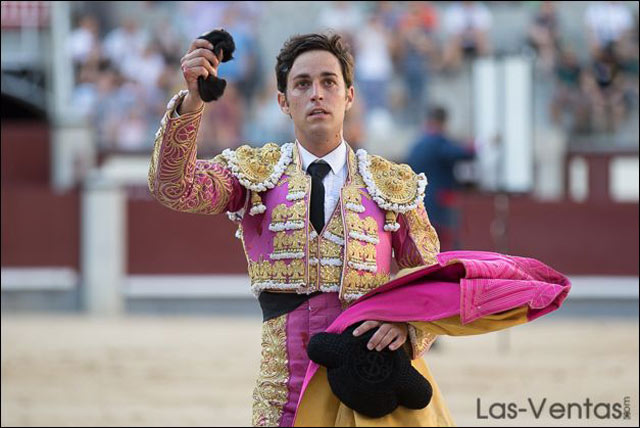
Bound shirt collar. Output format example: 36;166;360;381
296;139;347;175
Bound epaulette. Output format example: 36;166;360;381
222;142;294;215
356;149;427;231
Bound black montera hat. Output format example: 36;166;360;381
307;322;432;418
197;29;235;102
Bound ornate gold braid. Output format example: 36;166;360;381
252;314;289;426
149;100;236;215
407;323;438;359
400;201;440;267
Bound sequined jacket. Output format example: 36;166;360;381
149;90;440;305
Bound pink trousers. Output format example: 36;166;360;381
251;292;343;427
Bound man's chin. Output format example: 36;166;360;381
299;121;335;134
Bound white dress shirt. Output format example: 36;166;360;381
297;140;348;225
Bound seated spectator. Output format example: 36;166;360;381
116;105;148;151
68;14;101;68
103;17;148;73
581;42;628;133
120;40;166;89
441;1;492;72
526;1;559;72
354;13;394;115
585;1;634;59
318;1;364;48
396;2;440;125
550;45;590;134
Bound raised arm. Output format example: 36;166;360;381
148;38;246;214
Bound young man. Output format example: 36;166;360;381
149;33;570;427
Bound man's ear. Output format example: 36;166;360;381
345;85;355;112
277;91;291;117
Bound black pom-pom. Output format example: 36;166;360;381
196;29;236;102
307;322;432;418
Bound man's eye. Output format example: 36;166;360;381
296;81;309;88
325;80;336;86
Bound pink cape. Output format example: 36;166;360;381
293;250;571;423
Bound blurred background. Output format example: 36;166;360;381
1;1;638;427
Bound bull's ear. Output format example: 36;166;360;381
198;29;235;62
307;333;345;369
196;29;236;102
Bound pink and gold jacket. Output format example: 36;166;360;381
148;90;440;305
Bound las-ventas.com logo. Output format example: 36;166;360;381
476;397;632;420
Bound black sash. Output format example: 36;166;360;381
258;290;322;322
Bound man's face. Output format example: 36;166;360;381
278;50;354;138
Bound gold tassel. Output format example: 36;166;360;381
384;211;400;232
249;191;266;216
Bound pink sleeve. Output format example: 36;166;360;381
148;94;246;214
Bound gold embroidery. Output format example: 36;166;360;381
270;201;306;226
272;230;306;258
309;259;318;288
367;155;421;205
284;161;297;176
234;143;282;183
287;173;308;195
270;204;289;224
362;216;378;237
346;213;379;243
309;237;318;258
252;314;289;427
407;324;438;359
352;172;366;187
341;270;390;300
212;153;228;167
249;259;305;284
403;202;440;266
290;200;306;222
320;265;341;285
343;186;363;206
345;212;362;233
347;242;377;270
325;210;345;240
149;97;236;215
250;191;265;214
319;240;342;259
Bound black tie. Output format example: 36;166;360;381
307;161;332;234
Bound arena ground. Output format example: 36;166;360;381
1;314;638;427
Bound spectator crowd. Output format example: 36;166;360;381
68;1;639;155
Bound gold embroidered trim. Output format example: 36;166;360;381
343;186;365;212
340;271;390;301
252;314;289;427
346;213;379;245
285;173;309;201
223;143;294;192
269;201;306;230
148;91;236;215
356;149;427;213
346;242;378;272
320;264;342;287
149;90;192;194
271;230;306;260
323;210;345;245
248;259;306;291
407;324;438;360
403;201;440;266
319;239;342;259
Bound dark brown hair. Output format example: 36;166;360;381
275;33;355;94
